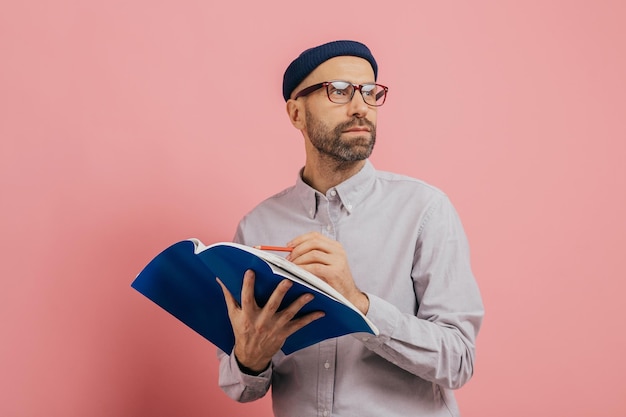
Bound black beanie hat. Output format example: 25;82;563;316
282;40;378;102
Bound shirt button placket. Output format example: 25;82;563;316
318;340;335;417
317;195;335;239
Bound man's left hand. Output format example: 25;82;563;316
286;232;370;314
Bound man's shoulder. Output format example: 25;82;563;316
259;184;298;206
241;184;299;218
374;169;446;197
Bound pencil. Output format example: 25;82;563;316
253;245;294;252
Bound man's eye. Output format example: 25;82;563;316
330;88;349;96
361;86;376;96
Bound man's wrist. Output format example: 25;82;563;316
356;291;370;315
235;355;270;376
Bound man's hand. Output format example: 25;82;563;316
286;232;370;315
217;270;324;374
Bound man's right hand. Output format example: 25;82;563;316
216;269;325;374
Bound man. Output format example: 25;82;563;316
216;40;484;416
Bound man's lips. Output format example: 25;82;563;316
343;127;370;133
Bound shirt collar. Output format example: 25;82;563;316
294;160;376;218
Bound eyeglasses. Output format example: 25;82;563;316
294;80;389;107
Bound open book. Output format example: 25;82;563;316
131;239;378;355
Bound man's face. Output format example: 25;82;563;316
304;106;376;162
297;56;378;163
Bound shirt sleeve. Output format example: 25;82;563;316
217;348;272;402
358;194;484;390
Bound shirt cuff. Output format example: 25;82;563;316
230;352;272;386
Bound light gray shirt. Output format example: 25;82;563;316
218;160;484;417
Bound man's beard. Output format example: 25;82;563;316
305;108;376;163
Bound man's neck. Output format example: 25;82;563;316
302;158;366;195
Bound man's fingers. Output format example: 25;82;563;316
287;232;341;263
275;292;317;324
219;270;324;339
268;291;325;337
216;277;239;313
258;279;293;321
285;310;326;335
239;269;259;309
290;249;332;267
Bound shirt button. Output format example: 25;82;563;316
330;189;337;196
361;336;370;342
323;411;329;416
326;225;332;231
324;361;330;369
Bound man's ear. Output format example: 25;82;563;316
286;99;305;130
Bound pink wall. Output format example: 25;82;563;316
2;1;625;416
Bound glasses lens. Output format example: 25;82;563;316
361;84;387;106
326;81;354;104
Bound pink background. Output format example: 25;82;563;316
2;1;625;416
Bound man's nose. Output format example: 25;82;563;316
346;89;369;118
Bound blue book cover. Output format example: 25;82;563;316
131;239;378;355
